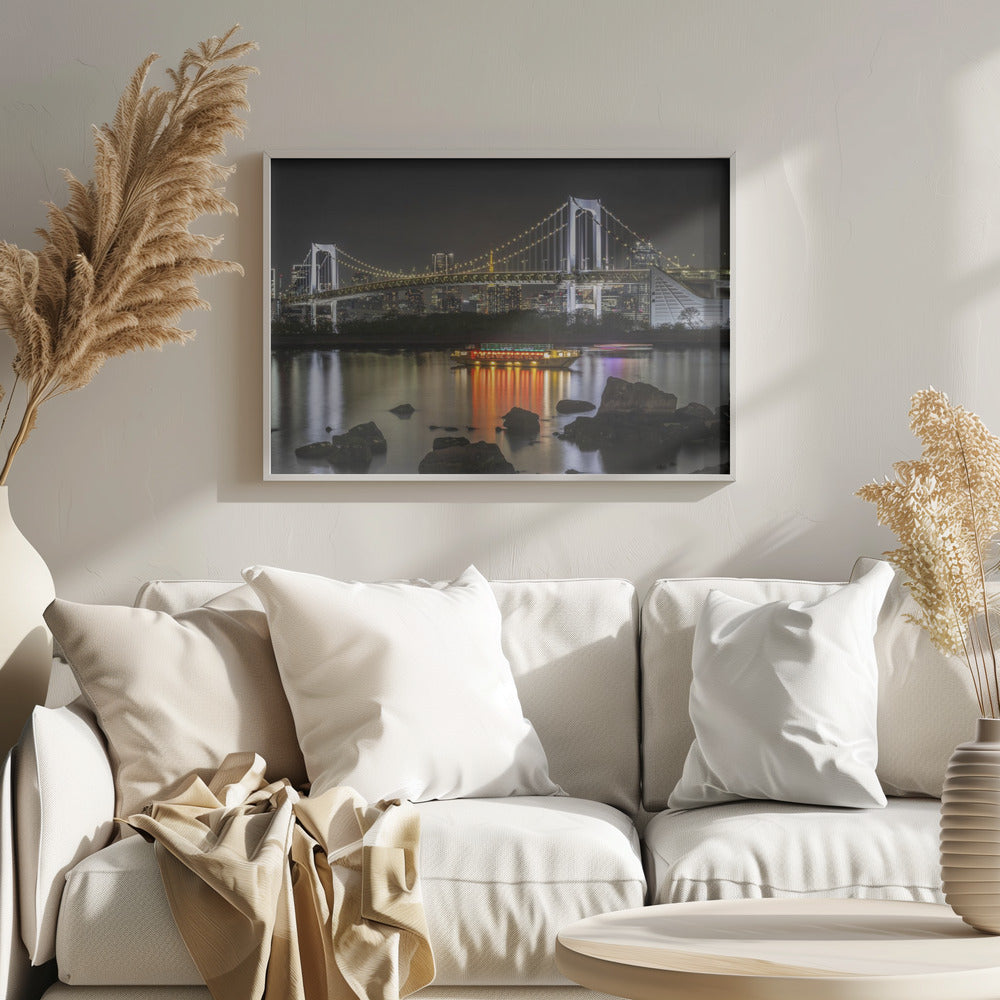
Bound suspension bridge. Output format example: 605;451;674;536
274;196;728;330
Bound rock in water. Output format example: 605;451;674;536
345;421;387;454
671;402;715;423
319;422;387;472
561;416;687;454
501;406;541;436
556;399;596;414
390;403;415;416
558;377;722;472
598;377;677;417
418;441;515;474
433;436;470;450
295;441;336;460
328;436;372;470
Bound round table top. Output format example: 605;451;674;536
555;899;1000;1000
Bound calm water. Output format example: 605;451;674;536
270;346;729;475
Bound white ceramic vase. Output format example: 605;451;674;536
941;717;1000;933
0;485;54;755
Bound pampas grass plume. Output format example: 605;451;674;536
0;26;257;483
858;388;1000;716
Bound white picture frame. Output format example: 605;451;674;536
263;151;731;482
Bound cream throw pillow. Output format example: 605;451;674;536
668;561;893;810
243;564;561;802
44;586;307;822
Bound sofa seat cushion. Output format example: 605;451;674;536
644;797;943;905
57;796;645;987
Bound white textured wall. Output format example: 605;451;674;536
1;0;998;603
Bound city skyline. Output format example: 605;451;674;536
269;157;729;285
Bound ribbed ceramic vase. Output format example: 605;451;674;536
941;717;1000;933
0;486;54;755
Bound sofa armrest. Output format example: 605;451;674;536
2;747;55;1000
15;703;114;966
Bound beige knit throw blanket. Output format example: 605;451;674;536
126;752;435;1000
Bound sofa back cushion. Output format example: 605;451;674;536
136;577;641;815
640;577;842;812
852;556;979;797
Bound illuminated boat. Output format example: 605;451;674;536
450;343;581;369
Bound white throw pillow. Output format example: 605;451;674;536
243;564;561;802
668;561;894;810
44;586;307;822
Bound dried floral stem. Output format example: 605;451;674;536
0;27;257;483
0;384;45;485
951;408;999;715
858;388;1000;718
924;489;988;714
0;373;18;443
959;627;986;716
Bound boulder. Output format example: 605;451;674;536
556;399;596;414
327;436;372;471
433;436;470;450
294;441;336;460
558;376;714;468
501;406;541;437
559;416;601;448
597;377;677;418
671;402;715;424
717;405;731;445
562;416;687;454
345;421;386;454
323;421;387;471
390;403;415;416
297;421;386;467
418;441;515;474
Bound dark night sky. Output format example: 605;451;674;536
269;158;729;282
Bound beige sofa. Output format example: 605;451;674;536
0;565;954;1000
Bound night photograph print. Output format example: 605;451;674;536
266;156;730;480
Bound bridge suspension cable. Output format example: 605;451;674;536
287;196;683;299
448;203;568;273
335;248;411;281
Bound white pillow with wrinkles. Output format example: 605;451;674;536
669;561;893;810
243;564;561;803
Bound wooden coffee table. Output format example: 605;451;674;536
555;898;1000;1000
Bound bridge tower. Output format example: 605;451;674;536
566;197;604;319
309;243;339;327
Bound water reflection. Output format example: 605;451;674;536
270;347;728;475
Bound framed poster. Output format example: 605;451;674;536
264;154;730;481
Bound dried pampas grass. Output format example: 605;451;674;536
0;26;257;483
858;388;1000;716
